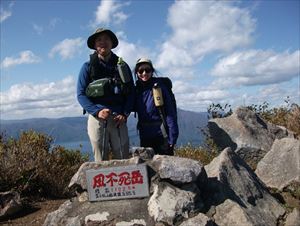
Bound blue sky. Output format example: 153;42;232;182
1;0;299;120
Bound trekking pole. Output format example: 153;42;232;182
113;112;123;159
117;125;123;159
101;119;107;160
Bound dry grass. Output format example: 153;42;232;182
175;143;218;165
249;102;300;138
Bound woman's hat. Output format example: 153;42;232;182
136;58;153;67
87;28;118;49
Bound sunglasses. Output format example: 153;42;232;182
137;68;152;74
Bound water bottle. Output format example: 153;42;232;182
153;83;164;107
117;57;131;83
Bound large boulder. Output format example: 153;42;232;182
255;138;300;191
208;107;295;165
44;196;152;226
204;147;285;226
44;155;208;226
149;155;207;184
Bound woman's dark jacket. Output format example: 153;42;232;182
135;77;179;145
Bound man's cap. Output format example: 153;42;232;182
87;28;118;49
136;58;153;67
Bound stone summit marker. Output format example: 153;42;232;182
86;164;149;201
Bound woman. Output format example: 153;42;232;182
134;58;179;155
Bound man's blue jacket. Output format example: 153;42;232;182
77;52;134;117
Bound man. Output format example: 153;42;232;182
77;28;134;161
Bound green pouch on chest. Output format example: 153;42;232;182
86;78;112;97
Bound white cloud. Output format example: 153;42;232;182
211;49;300;87
0;2;14;23
49;18;61;30
49;38;85;60
157;0;256;70
1;50;41;69
171;80;230;111
236;84;299;109
93;0;129;27
33;23;43;35
115;39;152;69
0;8;12;23
32;18;61;35
0;76;82;119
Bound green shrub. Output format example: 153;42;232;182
0;130;89;198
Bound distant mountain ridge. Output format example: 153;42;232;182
0;108;208;147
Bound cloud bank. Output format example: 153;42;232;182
0;76;81;119
1;51;41;69
49;38;85;60
211;50;300;87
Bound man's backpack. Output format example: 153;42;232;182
86;53;132;97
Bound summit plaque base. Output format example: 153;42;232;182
86;164;149;201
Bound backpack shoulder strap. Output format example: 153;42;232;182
157;76;177;114
158;77;172;89
88;52;99;82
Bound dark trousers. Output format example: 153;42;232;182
140;136;174;156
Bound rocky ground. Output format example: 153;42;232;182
0;198;66;226
0;190;298;226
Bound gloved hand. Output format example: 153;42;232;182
113;113;127;127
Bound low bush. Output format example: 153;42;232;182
0;130;89;198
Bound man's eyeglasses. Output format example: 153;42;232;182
138;68;152;74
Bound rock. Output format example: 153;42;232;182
0;191;22;220
149;155;207;184
204;147;285;226
85;212;110;224
65;216;81;226
285;208;300;226
44;194;154;225
255;138;300;191
214;199;254;226
43;200;73;226
115;219;147;226
208;107;295;165
148;181;200;225
130;146;155;161
179;212;214;226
